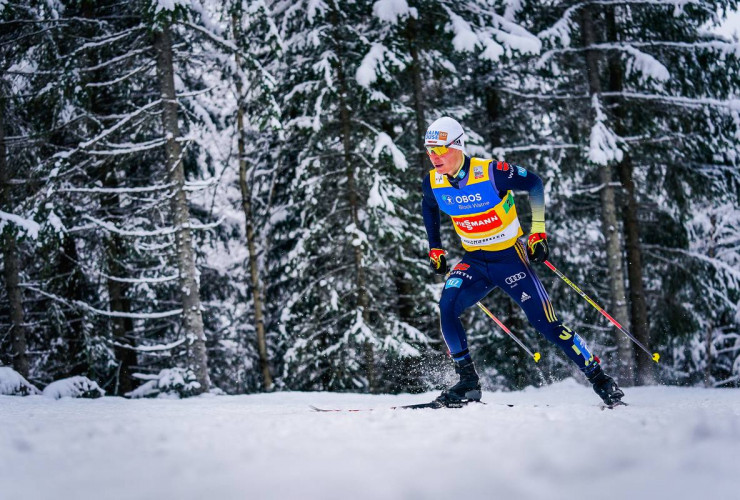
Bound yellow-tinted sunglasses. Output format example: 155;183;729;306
425;133;463;156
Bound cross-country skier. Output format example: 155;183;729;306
421;116;625;407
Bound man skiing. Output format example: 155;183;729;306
421;116;625;407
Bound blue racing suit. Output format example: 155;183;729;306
421;156;598;372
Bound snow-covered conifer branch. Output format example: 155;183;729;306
78;46;152;73
644;245;740;280
83;215;176;237
25;285;184;319
106;338;186;352
600;92;740;110
59;183;174;194
55;99;162;157
539;0;711;45
182;20;238;52
0;210;40;239
85;62;155;89
70;25;145;53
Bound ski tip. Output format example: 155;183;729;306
309;405;343;412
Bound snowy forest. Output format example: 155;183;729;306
1;0;739;398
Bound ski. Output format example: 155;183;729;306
309;405;370;413
309;400;485;412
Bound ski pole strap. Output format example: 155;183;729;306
543;260;659;363
476;302;541;363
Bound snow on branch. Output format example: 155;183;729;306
60;183;175;194
589;94;624;165
537;2;579;46
72;25;145;53
152;0;191;15
86;138;167;156
538;0;709;46
90;268;179;285
0;210;40;239
182;21;237;51
83;215;177;237
600;91;740;110
492;143;580;157
83;214;223;235
188;216;225;231
176;86;217;98
79;46;151;73
106;338;186;352
371;132;408;171
356;43;405;88
85;62;155;89
644;245;740;280
183;178;217;191
496;87;585;100
25;285;184;320
436;4;541;60
540;40;740;59
372;0;418;24
443;6;480;53
623;45;670;85
55;99;162;159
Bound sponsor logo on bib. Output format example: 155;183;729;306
452;210;502;234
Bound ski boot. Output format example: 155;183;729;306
436;358;482;408
586;364;625;408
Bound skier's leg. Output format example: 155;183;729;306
494;241;624;405
438;259;494;361
493;241;597;370
436;258;494;405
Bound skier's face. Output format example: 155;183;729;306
428;147;463;176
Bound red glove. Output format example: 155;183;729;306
527;233;549;263
429;248;449;275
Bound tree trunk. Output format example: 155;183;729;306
57;234;89;376
605;6;653;385
405;15;427;175
0;100;29;377
615;156;654;384
154;25;210;393
579;6;632;383
101;171;138;395
79;0;137;394
332;12;374;392
232;13;273;391
704;214;717;387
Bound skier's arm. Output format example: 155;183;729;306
421;176;443;249
421;176;450;273
489;162;546;233
490;161;549;262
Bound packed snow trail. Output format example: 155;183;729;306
2;379;739;500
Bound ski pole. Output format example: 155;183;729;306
543;260;660;363
476;302;541;363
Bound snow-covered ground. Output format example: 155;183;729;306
2;379;739;500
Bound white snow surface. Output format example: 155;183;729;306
1;380;739;500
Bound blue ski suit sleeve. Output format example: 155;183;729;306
421;176;443;249
490;162;546;234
